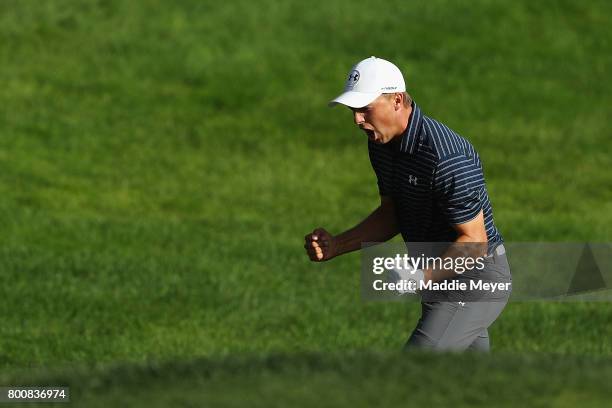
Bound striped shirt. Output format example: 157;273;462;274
368;101;503;247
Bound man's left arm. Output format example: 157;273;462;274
425;153;489;283
424;210;488;283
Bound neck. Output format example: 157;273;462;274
393;104;413;140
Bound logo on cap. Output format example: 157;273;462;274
347;70;360;87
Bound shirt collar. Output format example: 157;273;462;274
397;101;423;154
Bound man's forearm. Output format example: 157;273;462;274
334;202;399;256
425;233;488;283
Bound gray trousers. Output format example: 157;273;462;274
405;245;512;352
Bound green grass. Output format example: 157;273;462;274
0;0;611;404
1;353;612;407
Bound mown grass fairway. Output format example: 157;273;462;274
0;0;610;405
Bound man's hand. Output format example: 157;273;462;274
389;264;425;295
304;228;338;262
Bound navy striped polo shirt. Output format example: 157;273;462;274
368;101;503;247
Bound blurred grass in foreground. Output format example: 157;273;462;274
1;352;612;407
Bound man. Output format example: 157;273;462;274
304;56;511;351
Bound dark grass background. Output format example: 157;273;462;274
0;0;610;405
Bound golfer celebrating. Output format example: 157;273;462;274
304;56;511;351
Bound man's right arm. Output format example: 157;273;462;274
304;196;399;262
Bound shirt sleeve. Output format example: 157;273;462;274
367;140;394;196
433;153;484;224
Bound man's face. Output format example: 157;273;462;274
350;95;398;144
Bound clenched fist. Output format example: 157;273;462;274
304;228;338;262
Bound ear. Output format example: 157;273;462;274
394;93;403;111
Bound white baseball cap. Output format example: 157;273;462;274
329;56;406;108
